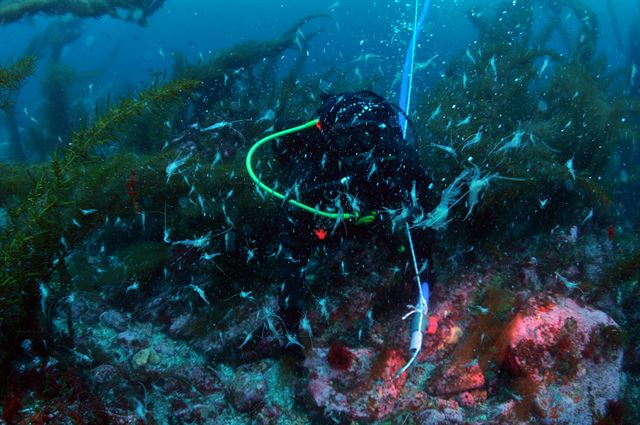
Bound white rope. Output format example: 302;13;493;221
396;222;427;377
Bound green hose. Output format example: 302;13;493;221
245;119;354;220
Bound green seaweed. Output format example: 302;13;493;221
75;241;170;298
413;0;632;245
174;14;328;123
0;56;37;161
23;17;83;62
603;251;640;287
0;56;36;113
0;0;166;26
0;163;42;205
38;63;78;154
0;78;197;369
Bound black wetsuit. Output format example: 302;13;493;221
272;91;436;329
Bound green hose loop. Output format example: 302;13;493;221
355;212;377;225
245;119;353;220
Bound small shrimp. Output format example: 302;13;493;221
415;169;470;230
456;115;472;127
285;332;304;349
317;297;330;321
466;48;476;64
165;152;192;183
431;143;458;159
489;55;498;82
239;331;253;349
565;156;576;180
495;130;526;154
465;164;524;219
199;119;248;132
172;231;212;249
189;283;210;305
428;104;441;121
245;246;256;263
300;313;313;337
462;127;483;151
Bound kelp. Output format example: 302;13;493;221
40;63;78;150
0;162;43;205
413;0;632;243
0;0;166;26
0;56;36;161
0;78;196;368
58;150;278;313
23;16;83;62
0;21;327;337
176;15;325;84
174;14;328;122
0;64;298;371
0;56;36;113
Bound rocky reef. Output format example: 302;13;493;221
0;0;639;423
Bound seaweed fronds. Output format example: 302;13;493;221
602;251;640;288
0;56;36;113
174;14;328;121
0;78;197;368
0;0;167;25
410;0;628;244
0;163;43;205
68;78;198;159
39;62;78;150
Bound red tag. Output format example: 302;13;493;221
608;225;615;241
315;120;322;131
315;228;328;240
427;316;438;335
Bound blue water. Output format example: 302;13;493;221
1;0;637;152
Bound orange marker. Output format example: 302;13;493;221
315;228;328;240
427;316;438;335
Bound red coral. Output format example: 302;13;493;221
327;342;355;371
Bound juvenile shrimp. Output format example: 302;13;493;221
415;169;470;230
465;164;524;219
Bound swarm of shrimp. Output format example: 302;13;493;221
414;169;470;231
464;164;525;219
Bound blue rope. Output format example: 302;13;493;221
398;0;432;139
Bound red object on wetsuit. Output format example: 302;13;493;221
316;120;322;131
608;225;615;241
315;228;328;240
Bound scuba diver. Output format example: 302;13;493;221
247;90;437;332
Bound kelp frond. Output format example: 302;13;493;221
0;78;197;346
0;0;166;25
67;78;199;160
0;56;36;113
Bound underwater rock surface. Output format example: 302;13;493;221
304;346;407;421
501;296;623;424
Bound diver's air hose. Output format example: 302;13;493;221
245;119;354;221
